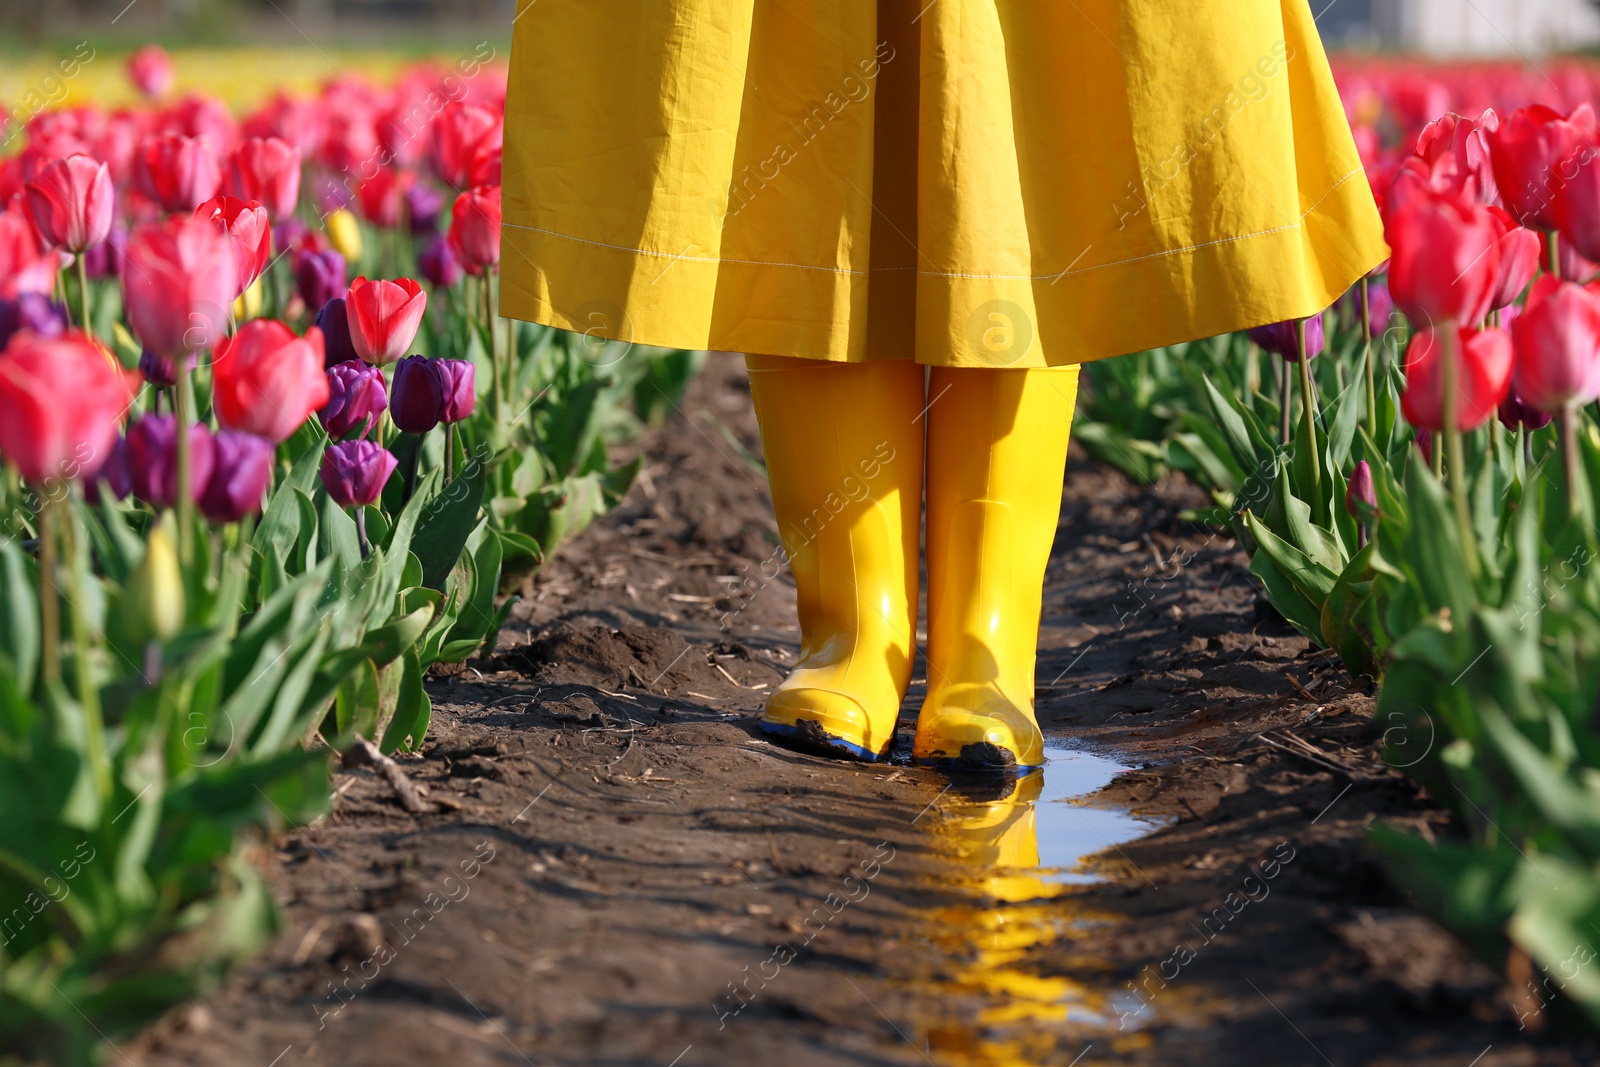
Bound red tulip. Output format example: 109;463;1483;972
137;132;222;214
1401;325;1514;432
1486;206;1541;312
469;145;502;188
227;137;302;223
356;169;412;230
123;215;238;357
449;185;501;272
1414;110;1499;206
0;331;138;484
433;102;502;190
127;45;175;100
1487;103;1596;231
211;320;331;442
0;198;61;300
24;155;114;254
346;276;427;367
1385;186;1502;328
1508;275;1600;413
196;195;271;298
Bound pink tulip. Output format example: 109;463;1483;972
1414;110;1499;205
0;331;139;485
1486;206;1541;312
1487;103;1596;231
24;155;114;254
449;185;501;273
346;276;427;367
196;195;271;299
122;215;237;357
1401;325;1514;432
137;132;222;214
0;197;63;299
211;320;331;442
227;137;302;223
1385;186;1502;328
127;45;175;100
1508;275;1600;413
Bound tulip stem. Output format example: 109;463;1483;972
1295;320;1323;520
174;351;195;564
1561;406;1583;520
1438;327;1481;579
355;507;371;560
445;423;456;484
75;255;93;336
1278;363;1293;446
59;500;110;801
1360;278;1377;440
38;492;61;689
1548;230;1561;276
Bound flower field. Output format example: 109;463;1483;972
0;45;698;1065
7;38;1600;1067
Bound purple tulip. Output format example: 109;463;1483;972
138;347;199;388
417;234;463;289
83;436;131;504
1499;387;1554;431
199;431;275;523
321;439;397;508
0;293;68;348
1415;427;1434;466
437;359;476;424
81;224;127;280
126;415;215;509
406;181;446;234
1346;460;1377;548
1363;280;1394;338
314;297;360;368
296;248;346;313
320;360;389;439
1248;315;1326;363
390;355;445;433
274;218;310;254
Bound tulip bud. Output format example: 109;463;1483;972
197;194;272;298
449;185;501;273
437;359;476;424
357;169;411;230
295;248;347;314
1508;275;1600;413
1487;103;1596;231
0;332;138;485
406;182;445;235
325;208;363;264
227;137;302;224
321;360;389;439
1386;187;1502;328
0;293;68;349
1346;460;1376;549
124;522;185;648
390;355;445;434
199;430;275;524
1247;315;1325;363
83;435;132;505
433;102;502;190
1401;325;1515;432
321;439;398;508
123;215;237;359
314;297;360;368
418;234;463;289
1498;388;1554;431
137;132;222;215
127;45;176;101
1486;207;1540;313
126;414;216;509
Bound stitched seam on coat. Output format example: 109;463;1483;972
502;166;1366;281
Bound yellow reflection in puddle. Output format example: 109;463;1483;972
909;754;1161;1067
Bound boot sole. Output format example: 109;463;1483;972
914;741;1044;773
758;718;892;762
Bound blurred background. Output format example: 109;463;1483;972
0;0;1598;54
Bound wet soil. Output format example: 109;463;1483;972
131;355;1599;1067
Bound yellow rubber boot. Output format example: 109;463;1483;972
915;366;1079;771
745;353;925;761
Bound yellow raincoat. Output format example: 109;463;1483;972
500;0;1387;368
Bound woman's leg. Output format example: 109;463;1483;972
745;354;926;760
916;365;1080;770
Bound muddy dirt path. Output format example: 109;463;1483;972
132;356;1597;1067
